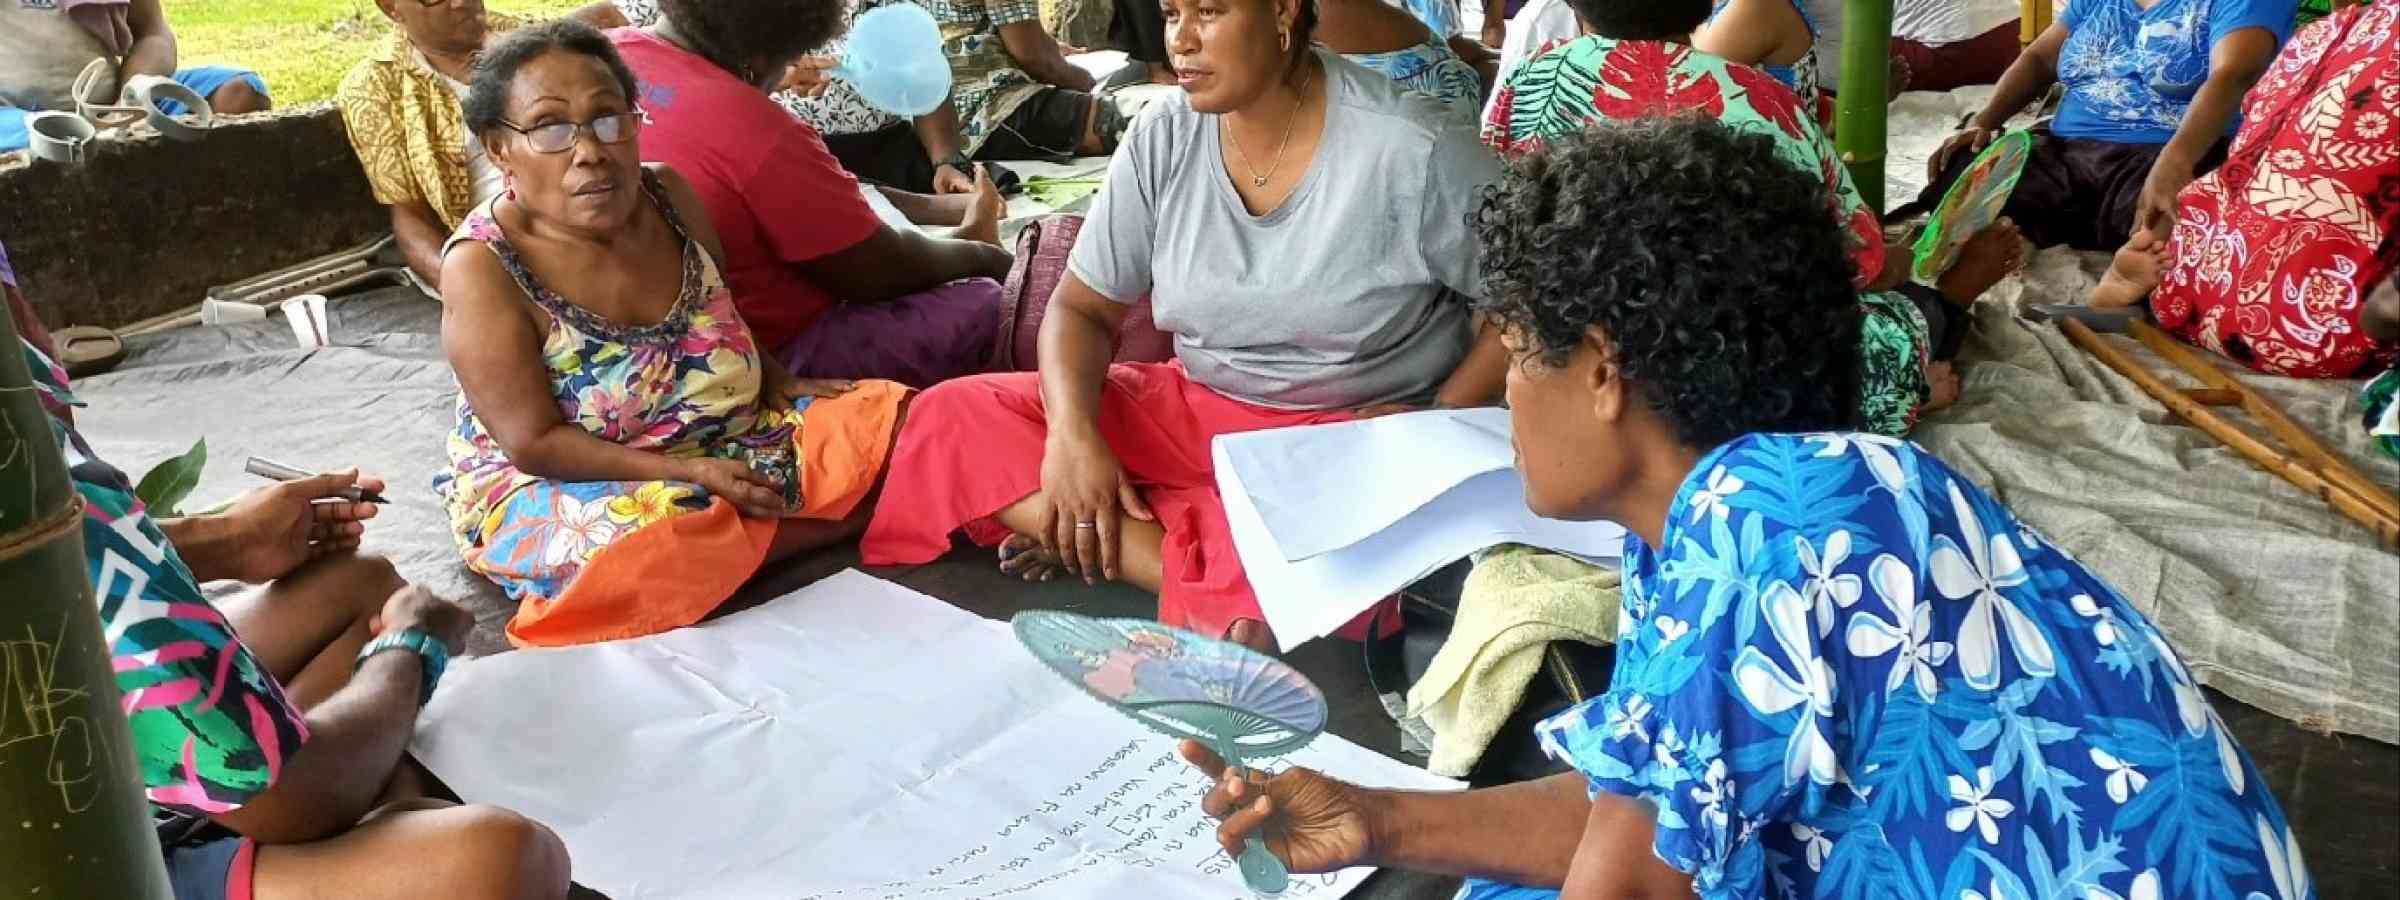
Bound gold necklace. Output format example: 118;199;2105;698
1224;63;1314;188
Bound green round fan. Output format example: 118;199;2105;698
1013;611;1329;896
1913;130;2033;282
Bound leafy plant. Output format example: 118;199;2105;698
133;437;207;517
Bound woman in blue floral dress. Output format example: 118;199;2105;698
1178;118;2311;900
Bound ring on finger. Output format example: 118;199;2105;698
1075;521;1097;529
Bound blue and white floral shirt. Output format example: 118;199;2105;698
2051;0;2296;144
1530;432;2312;900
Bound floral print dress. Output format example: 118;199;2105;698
435;170;805;631
1346;37;1487;110
1466;432;2311;900
1486;37;1935;436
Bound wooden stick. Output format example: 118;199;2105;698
2127;321;2400;522
2062;319;2400;546
2182;388;2242;406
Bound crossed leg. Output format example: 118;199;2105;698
218;553;572;900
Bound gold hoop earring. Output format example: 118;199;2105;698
1279;26;1291;52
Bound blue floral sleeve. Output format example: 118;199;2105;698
1535;444;1842;897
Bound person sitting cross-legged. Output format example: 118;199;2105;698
6;247;571;900
1179;115;2314;900
1;0;271;154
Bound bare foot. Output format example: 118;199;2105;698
2089;231;2167;309
998;534;1066;582
1936;219;2025;307
1924;361;1962;413
1224;618;1277;654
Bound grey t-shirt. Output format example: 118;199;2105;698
0;1;112;112
1069;50;1502;411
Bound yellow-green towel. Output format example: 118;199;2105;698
1404;544;1621;777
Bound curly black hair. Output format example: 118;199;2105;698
1472;116;1864;451
1565;0;1711;41
656;0;848;83
463;20;642;136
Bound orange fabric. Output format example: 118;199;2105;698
505;499;778;647
503;380;910;647
795;378;912;520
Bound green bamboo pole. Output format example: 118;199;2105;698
1836;0;1895;212
0;309;174;898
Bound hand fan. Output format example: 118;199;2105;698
1013;611;1329;896
1912;129;2032;282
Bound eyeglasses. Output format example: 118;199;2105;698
496;111;643;154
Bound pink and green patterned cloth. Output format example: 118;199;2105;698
21;337;308;839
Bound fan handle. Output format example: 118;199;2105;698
1219;745;1292;896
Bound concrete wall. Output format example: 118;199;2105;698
0;104;386;331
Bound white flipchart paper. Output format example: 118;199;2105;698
410;570;1460;900
1213;408;1627;651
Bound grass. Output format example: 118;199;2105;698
164;0;593;106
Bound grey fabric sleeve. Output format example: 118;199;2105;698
1065;105;1170;305
1419;113;1505;301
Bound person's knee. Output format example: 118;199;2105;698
300;551;408;621
440;805;572;900
208;78;271;115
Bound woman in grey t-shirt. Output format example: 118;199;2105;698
862;0;1505;652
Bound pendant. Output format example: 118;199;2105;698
1251;175;1268;187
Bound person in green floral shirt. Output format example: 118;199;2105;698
5;239;570;900
1483;0;2026;436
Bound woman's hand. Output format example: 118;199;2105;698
1181;740;1377;875
1480;18;1508;51
371;584;475;655
681;458;791;519
2134;155;2196;242
1036;429;1153;583
778;55;839;97
196;469;386;584
1928;125;1997;183
933;163;976;195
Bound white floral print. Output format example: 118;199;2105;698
1946;766;2016;845
1930;480;2057;690
1688;465;1745;523
1847;553;1956;702
1732;581;1840;787
2090;747;2149;804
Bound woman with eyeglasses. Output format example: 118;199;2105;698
435;20;913;647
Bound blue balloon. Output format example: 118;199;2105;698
829;4;953;117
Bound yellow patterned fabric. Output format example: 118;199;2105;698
334;18;521;230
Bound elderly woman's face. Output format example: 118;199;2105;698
490;50;644;233
383;0;488;55
1502;326;1626;522
1162;0;1294;113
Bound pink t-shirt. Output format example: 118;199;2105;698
611;28;882;349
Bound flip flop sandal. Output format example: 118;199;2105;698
53;325;125;378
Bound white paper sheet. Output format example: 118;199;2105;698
411;571;1458;900
1213;409;1626;650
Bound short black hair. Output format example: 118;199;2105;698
464;20;641;135
1564;0;1712;40
1472;115;1863;451
655;0;847;82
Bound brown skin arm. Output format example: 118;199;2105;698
1037;274;1129;441
1557;794;1700;900
572;1;631;27
2133;28;2278;237
1434;320;1510;409
209;652;429;843
1364;773;1597;886
793;223;1012;304
1969;22;2068;130
998;20;1100;92
118;0;177;84
390;202;450;290
1690;0;1805;68
438;242;693;484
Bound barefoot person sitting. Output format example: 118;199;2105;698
2085;0;2397;380
1181;116;2314;900
1923;0;2295;253
7;252;570;900
1486;0;2023;435
861;0;1508;652
436;22;913;646
0;0;271;154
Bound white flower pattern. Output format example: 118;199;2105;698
1945;766;2016;846
1929;480;2057;691
1846;553;1956;702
